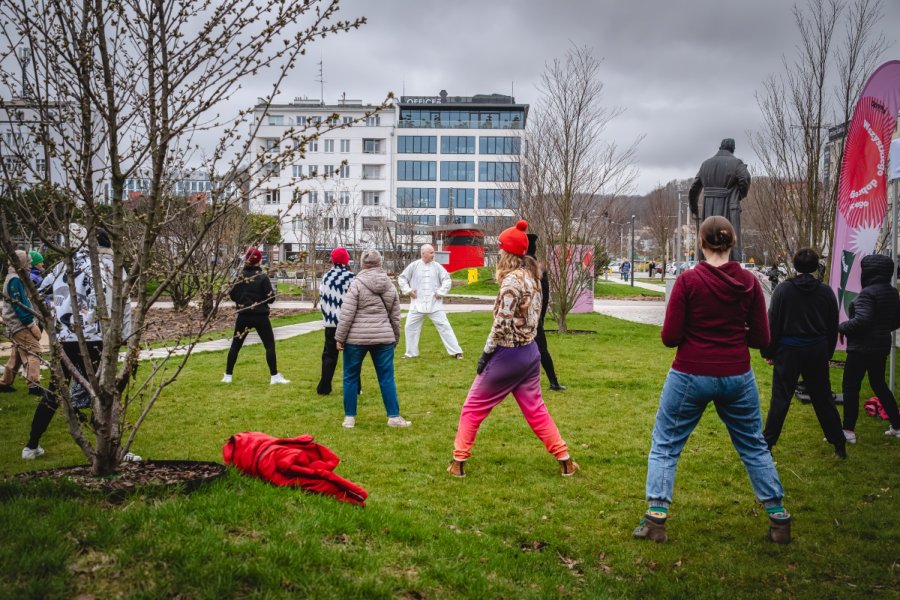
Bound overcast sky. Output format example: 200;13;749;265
230;0;900;195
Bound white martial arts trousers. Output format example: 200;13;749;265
403;309;462;357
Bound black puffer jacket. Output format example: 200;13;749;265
229;267;275;315
839;254;900;354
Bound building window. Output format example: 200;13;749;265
261;162;280;177
478;189;516;209
340;217;350;230
35;158;46;173
338;164;350;178
363;139;382;154
292;165;303;178
324;139;334;153
324;217;334;230
396;188;436;209
296;116;308;127
363;191;381;206
397;160;436;181
325;191;335;204
362;216;384;231
362;164;381;180
366;115;381;126
327;116;339;126
339;191;350;205
479;162;519;182
480;136;520;155
264;189;280;205
342;116;353;125
440;161;475;181
398;136;436;154
292;216;303;230
324;165;335;178
441;136;475;154
440;188;475;209
263;138;278;152
310;116;322;125
307;191;318;203
307;139;319;152
307;165;318;177
478;215;516;228
268;115;285;126
340;139;350;153
441;214;475;225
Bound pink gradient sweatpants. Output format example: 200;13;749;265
452;342;569;461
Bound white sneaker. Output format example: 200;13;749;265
270;373;290;385
342;416;356;429
221;374;232;383
21;446;45;460
387;416;412;428
885;427;900;438
842;429;857;444
122;451;142;462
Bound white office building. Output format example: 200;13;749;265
249;91;526;262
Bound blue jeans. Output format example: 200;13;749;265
342;343;400;418
646;368;784;504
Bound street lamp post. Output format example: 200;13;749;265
630;214;636;287
675;189;683;270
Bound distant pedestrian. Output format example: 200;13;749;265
28;250;44;287
335;249;410;429
317;247;355;396
838;254;900;441
0;250;43;396
398;244;463;360
221;247;289;385
761;248;845;457
447;220;577;478
648;261;656;280
526;234;565;391
633;216;790;544
621;260;631;281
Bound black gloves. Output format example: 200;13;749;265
476;351;494;375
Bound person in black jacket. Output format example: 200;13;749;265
221;247;289;385
526;234;565;391
761;248;845;457
839;253;900;440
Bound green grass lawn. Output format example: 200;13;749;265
143;311;322;350
1;312;898;598
594;282;665;298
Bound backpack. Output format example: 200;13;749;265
864;397;889;420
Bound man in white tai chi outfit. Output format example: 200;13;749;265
398;244;464;360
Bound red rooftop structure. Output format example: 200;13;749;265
432;225;485;273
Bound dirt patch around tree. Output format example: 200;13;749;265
13;460;227;501
141;306;312;344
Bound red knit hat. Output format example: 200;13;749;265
330;247;350;265
245;247;262;265
498;220;529;256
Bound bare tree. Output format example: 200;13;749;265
518;46;641;332
0;0;379;475
642;185;678;272
749;0;888;272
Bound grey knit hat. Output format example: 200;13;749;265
361;248;382;268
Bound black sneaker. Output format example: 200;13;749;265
549;383;567;391
0;384;15;393
27;386;44;397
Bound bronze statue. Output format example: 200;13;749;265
688;138;751;261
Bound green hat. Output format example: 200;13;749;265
28;250;44;265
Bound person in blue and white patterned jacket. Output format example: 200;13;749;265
317;248;356;395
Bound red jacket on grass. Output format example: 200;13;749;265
223;432;368;506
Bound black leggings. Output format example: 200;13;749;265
226;313;278;376
534;324;560;386
27;341;102;449
842;350;900;430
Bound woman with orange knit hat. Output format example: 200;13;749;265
447;220;578;478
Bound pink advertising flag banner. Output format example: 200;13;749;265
830;61;900;331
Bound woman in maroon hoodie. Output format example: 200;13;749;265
633;216;791;544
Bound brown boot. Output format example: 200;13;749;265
447;459;465;478
632;513;667;542
559;457;579;477
768;514;791;544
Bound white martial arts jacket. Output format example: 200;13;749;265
398;259;452;314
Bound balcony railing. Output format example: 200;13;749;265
397;120;523;130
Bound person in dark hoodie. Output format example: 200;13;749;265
633;216;790;544
761;248;844;457
526;234;565;391
838;253;900;440
221;247;289;385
